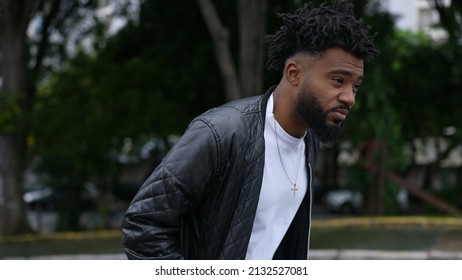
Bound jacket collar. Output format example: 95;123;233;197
259;85;277;128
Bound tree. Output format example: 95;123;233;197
30;0;227;230
430;0;462;44
31;53;186;230
0;0;38;235
401;0;462;212
197;0;269;100
0;0;105;235
197;0;301;100
196;0;242;100
345;0;462;215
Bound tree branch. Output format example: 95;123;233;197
196;0;241;100
239;0;267;97
32;0;63;74
429;0;461;42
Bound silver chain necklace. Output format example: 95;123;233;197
273;117;304;197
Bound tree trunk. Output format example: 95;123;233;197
197;0;268;100
56;180;84;231
458;166;462;209
361;162;462;217
239;0;267;97
322;146;339;189
196;0;241;101
0;134;31;234
361;141;386;215
0;0;38;235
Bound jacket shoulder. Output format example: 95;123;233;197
192;95;264;137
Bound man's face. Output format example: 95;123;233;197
295;47;364;144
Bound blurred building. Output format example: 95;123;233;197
384;0;449;41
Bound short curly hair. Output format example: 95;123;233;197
266;0;379;72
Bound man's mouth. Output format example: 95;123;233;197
331;108;349;122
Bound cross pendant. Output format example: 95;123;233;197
291;183;298;197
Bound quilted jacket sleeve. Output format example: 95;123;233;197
121;118;219;259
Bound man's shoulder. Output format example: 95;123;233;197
190;95;265;140
223;94;263;110
198;95;264;122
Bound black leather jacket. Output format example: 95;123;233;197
122;87;319;259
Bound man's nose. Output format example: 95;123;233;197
339;88;356;108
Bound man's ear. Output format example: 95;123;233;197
285;60;301;86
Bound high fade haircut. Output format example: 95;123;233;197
265;0;379;72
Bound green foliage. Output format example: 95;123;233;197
342;1;408;170
33;56;173;175
0;94;22;132
389;31;462;141
30;1;229;230
342;3;462;215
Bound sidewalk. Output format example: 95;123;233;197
9;249;462;260
310;249;462;260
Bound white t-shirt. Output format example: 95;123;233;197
245;94;307;260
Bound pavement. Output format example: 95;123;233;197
310;249;462;260
9;249;462;260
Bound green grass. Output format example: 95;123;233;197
310;227;443;251
0;230;123;259
310;216;462;251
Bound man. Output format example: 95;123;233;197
122;0;379;260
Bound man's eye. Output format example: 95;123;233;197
333;78;343;84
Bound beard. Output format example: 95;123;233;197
295;85;346;145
